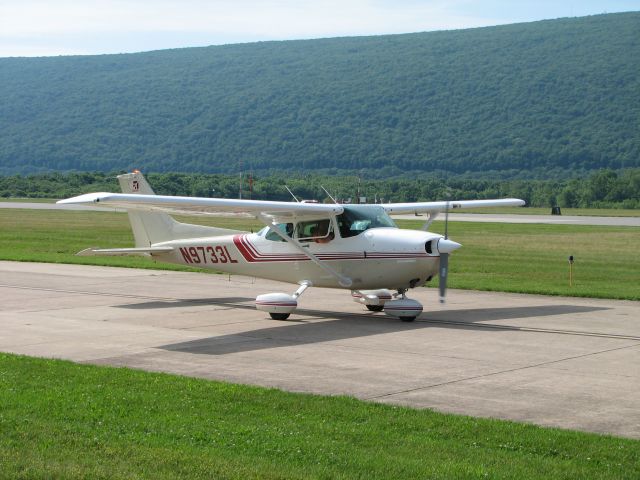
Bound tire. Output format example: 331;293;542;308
269;312;291;320
366;305;384;312
400;316;416;322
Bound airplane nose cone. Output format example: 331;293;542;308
437;238;462;254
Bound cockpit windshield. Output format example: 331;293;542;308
336;205;397;238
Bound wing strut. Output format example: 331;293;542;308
258;214;352;288
420;211;439;231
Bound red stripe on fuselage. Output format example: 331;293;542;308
232;234;434;263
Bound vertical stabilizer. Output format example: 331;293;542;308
118;172;176;246
117;171;243;246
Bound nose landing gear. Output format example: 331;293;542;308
351;289;393;312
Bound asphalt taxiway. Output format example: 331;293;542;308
1;260;639;438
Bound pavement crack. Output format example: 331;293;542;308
365;341;640;400
416;318;640;341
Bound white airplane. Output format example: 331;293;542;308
58;171;525;321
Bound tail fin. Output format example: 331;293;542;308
118;172;175;246
118;171;240;246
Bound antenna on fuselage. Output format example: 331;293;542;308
284;185;300;203
320;185;338;204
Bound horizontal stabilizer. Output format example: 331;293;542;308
76;246;174;257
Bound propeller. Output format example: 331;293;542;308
437;199;461;303
439;200;450;303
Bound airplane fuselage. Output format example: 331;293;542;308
153;227;441;290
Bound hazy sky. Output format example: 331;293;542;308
1;0;638;57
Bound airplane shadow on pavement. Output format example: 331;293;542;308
113;298;611;355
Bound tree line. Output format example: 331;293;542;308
2;169;639;209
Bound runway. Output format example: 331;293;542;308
2;260;639;438
2;201;639;226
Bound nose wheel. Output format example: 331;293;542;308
352;289;393;312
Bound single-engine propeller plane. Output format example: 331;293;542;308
58;172;525;321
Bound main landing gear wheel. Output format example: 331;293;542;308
366;305;384;312
269;312;291;320
384;290;423;322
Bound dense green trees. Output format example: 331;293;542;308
1;12;639;177
2;169;639;208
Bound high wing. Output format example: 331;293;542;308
57;192;344;221
383;198;525;215
58;193;524;218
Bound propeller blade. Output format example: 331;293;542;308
439;252;449;303
440;197;453;303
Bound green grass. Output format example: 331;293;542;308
0;197;57;203
1;353;638;479
2;209;639;300
0;209;258;272
397;219;640;301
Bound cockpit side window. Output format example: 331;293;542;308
265;223;293;242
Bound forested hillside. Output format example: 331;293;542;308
1;12;639;177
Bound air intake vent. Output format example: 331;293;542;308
425;240;433;254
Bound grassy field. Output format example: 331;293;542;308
399;219;640;300
0;209;257;272
1;353;638;479
0;197;57;203
2;209;639;300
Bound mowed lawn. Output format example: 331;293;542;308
1;353;638;479
1;209;639;299
398;219;640;300
0;209;257;272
